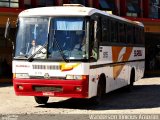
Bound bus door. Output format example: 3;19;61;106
89;16;101;97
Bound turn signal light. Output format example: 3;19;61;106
66;75;88;80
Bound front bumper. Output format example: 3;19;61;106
13;78;89;98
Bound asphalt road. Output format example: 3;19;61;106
0;77;160;120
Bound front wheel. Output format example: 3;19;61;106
34;96;49;104
91;79;106;104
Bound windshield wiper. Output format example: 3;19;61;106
52;30;68;62
27;42;47;62
54;37;68;62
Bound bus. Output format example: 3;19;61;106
10;5;145;104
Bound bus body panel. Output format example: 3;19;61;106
13;61;90;98
12;6;145;101
13;45;144;99
88;46;145;97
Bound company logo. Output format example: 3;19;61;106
134;50;142;57
44;73;50;79
16;65;30;68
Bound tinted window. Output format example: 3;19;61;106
110;20;118;43
102;18;109;42
119;23;126;43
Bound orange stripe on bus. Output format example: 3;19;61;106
112;46;133;79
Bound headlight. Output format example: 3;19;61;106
14;73;30;79
66;75;87;80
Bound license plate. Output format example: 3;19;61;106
33;86;62;92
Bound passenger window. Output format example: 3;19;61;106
127;25;134;44
102;18;109;42
119;23;126;43
111;20;118;43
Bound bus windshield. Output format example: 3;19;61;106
48;17;88;61
15;17;89;61
15;17;49;59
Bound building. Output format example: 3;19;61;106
0;0;160;78
116;0;160;75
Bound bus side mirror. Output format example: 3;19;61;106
4;18;11;39
4;18;15;50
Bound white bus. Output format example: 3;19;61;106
11;5;145;104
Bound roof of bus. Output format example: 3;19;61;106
19;6;144;27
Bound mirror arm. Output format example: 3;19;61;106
4;18;11;39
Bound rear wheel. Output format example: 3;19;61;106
127;69;135;92
34;96;49;104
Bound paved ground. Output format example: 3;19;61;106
0;77;160;119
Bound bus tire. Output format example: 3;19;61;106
127;69;135;92
34;96;49;104
91;75;106;104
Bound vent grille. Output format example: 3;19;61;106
32;65;61;70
